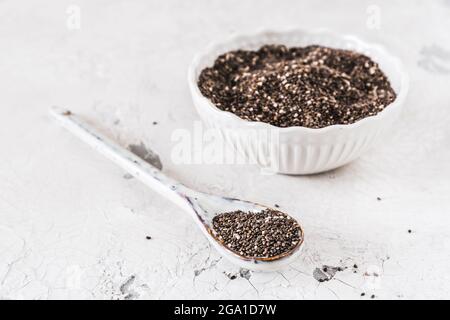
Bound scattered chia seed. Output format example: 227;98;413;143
377;197;382;201
223;272;238;280
408;229;412;233
361;292;366;296
211;209;302;258
198;44;396;128
146;236;152;240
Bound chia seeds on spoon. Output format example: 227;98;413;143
211;209;302;259
198;44;397;128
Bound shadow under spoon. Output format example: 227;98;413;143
50;106;304;271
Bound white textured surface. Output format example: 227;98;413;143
1;0;450;300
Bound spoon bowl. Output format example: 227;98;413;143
186;191;304;270
50;106;304;271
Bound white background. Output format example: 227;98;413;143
0;0;449;299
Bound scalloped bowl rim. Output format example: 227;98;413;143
188;28;409;134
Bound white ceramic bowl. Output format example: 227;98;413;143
188;29;409;174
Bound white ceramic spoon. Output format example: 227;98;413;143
50;106;304;271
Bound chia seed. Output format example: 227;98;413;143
211;209;302;258
198;44;396;128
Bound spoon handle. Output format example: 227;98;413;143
49;106;194;212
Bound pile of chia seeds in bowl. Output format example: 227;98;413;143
198;44;397;128
211;209;302;259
